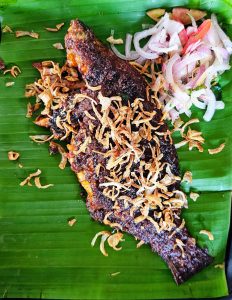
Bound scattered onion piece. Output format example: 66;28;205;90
8;151;20;161
175;140;188;149
173;118;184;131
110;272;120;277
91;231;111;257
30;135;54;143
68;218;77;227
49;141;67;169
34;176;54;189
136;240;145;248
26;102;40;118
2;25;13;33
190;192;200;201
20;169;41;186
26;102;33;118
15;31;39;39
214;263;225;269
3;65;21;78
45;22;64;32
85;80;101;91
174;238;185;258
91;231;124;256
180;119;199;136
182;171;192;184
98;92;122;111
208;142;225;155
53;43;64;50
18;163;23;169
107;232;124;251
5;81;14;87
199;230;214;241
106;35;123;45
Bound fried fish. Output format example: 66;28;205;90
30;19;213;284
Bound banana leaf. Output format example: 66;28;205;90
0;0;231;298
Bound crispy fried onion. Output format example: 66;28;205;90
175;118;205;152
20;169;53;188
199;230;214;241
26;102;40;118
30;135;54;143
110;272;120;276
15;31;39;39
214;263;225;269
53;43;64;50
208;142;225;155
5;81;14;87
106;35;124;45
49;141;67;169
136;240;145;248
20;169;42;186
4;65;21;77
174;238;186;258
45;23;64;32
182;171;192;184
91;230;124;256
26;60;86;139
2;25;13;33
34;176;54;189
67;217;77;227
29;60;187;235
8;151;20;161
190;192;200;201
83;96;187;233
107;232;124;250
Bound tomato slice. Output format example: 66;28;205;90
182;19;212;54
179;29;188;46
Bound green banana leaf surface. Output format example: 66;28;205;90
0;0;232;299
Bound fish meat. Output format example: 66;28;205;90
30;19;213;284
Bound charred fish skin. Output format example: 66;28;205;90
65;20;147;99
33;19;213;284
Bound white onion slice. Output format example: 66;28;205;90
148;43;178;53
216;101;225;110
205;21;222;46
212;46;230;64
211;14;232;54
191;89;207;109
169;32;182;49
204;61;230;88
125;34;132;57
185;65;206;89
110;31;139;61
203;89;216;121
110;44;133;60
133;13;169;59
186;26;197;36
164;19;184;35
187;13;197;28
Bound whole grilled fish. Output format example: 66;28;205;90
32;19;213;284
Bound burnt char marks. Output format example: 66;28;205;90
65;20;147;99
